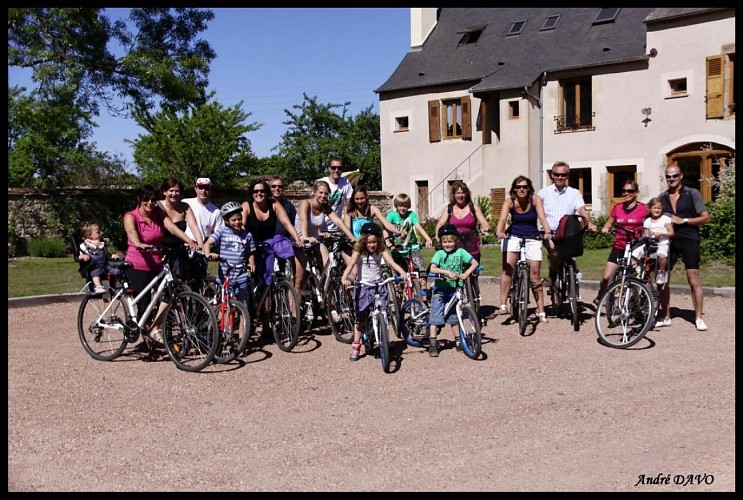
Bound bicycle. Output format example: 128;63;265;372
504;233;545;336
205;257;252;364
77;248;220;372
297;240;328;331
319;233;356;344
354;275;399;373
594;225;656;348
385;242;425;339
249;243;301;352
399;269;483;359
547;221;588;332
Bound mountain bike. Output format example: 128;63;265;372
386;242;425;339
594;225;656;348
320;233;356;344
249;245;301;352
298;240;327;331
77;249;219;372
548;223;588;332
355;276;399;373
206;257;252;364
399;270;482;359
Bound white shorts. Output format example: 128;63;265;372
632;240;669;260
502;236;543;261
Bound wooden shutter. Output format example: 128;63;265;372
461;95;472;140
428;100;441;142
706;55;724;119
490;187;506;224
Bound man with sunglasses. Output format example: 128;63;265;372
656;162;711;331
537;161;596;289
183;177;224;244
317;156;353;233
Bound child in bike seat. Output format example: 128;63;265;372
341;222;407;362
204;201;256;305
630;197;674;285
427;224;479;358
78;221;121;294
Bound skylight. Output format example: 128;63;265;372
507;20;527;36
541;14;561;31
458;28;483;45
593;8;620;25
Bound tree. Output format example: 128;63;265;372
272;94;382;189
131;95;260;189
8;8;215;187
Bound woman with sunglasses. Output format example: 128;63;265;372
495;176;552;322
241;178;304;257
596;180;649;298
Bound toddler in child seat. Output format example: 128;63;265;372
78;222;121;294
630;197;674;285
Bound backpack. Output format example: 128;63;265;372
554;214;585;258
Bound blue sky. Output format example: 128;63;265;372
9;8;411;169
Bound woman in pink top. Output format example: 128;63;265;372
123;184;199;345
596;180;649;298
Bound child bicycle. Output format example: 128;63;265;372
205;257;252;364
76;248;220;372
594;225;656;348
353;275;400;373
399;267;483;359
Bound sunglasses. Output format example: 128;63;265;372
270;185;284;189
514;184;529;189
329;166;342;171
142;198;158;204
552;173;568;178
252;189;267;194
665;173;680;179
622;189;637;194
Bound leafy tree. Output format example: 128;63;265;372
131;96;260;189
8;7;215;187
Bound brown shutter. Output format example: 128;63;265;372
490;187;506;224
461;95;472;140
428;100;441;142
706;55;724;119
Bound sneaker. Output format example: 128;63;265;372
654;318;672;328
330;310;341;323
498;304;508;315
428;339;439;357
454;337;462;351
538;311;548;323
656;270;667;285
93;285;106;294
349;342;361;361
695;318;708;331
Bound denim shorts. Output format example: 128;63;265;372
230;281;250;304
428;287;458;326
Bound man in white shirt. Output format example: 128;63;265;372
317;156;353;233
182;177;224;243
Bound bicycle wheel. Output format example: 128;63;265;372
517;267;529;336
464;275;479;319
568;265;580;331
200;277;219;304
378;313;391;373
555;266;566;318
385;278;401;339
77;294;129;361
162;290;219;372
595;278;655;349
509;275;520;321
400;298;428;348
459;305;482;359
326;274;356;344
271;279;300;352
213;299;251;364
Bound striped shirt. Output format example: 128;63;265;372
537;184;587;232
209;226;256;285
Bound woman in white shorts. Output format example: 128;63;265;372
495;176;553;323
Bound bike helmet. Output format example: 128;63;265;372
220;201;242;219
438;223;460;239
360;222;383;238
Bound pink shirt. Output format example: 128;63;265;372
125;207;165;271
610;202;648;250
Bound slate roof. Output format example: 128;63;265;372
376;8;659;94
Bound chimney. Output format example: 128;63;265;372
410;8;438;49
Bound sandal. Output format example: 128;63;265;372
498;304;508;314
147;327;165;347
538;311;548;323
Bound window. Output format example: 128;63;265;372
555;77;594;133
606;166;636;211
706;55;724;118
547;168;593;206
458;28;483;45
428;96;472;142
669;142;734;201
593;8;620;25
668;78;688;97
507;20;527;36
541;14;561;31
476;96;500;145
395;116;409;132
727;52;735;114
508;101;520;119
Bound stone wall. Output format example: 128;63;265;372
7;187;394;257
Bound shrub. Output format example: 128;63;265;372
420;216;439;242
27;237;68;258
583;214;614;250
700;198;735;265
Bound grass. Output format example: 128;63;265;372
8;249;734;299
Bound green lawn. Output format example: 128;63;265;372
8;249;735;299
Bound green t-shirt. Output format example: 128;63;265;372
430;247;473;289
386;211;420;247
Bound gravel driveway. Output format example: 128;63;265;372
8;281;735;491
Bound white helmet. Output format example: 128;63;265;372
221;201;242;219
